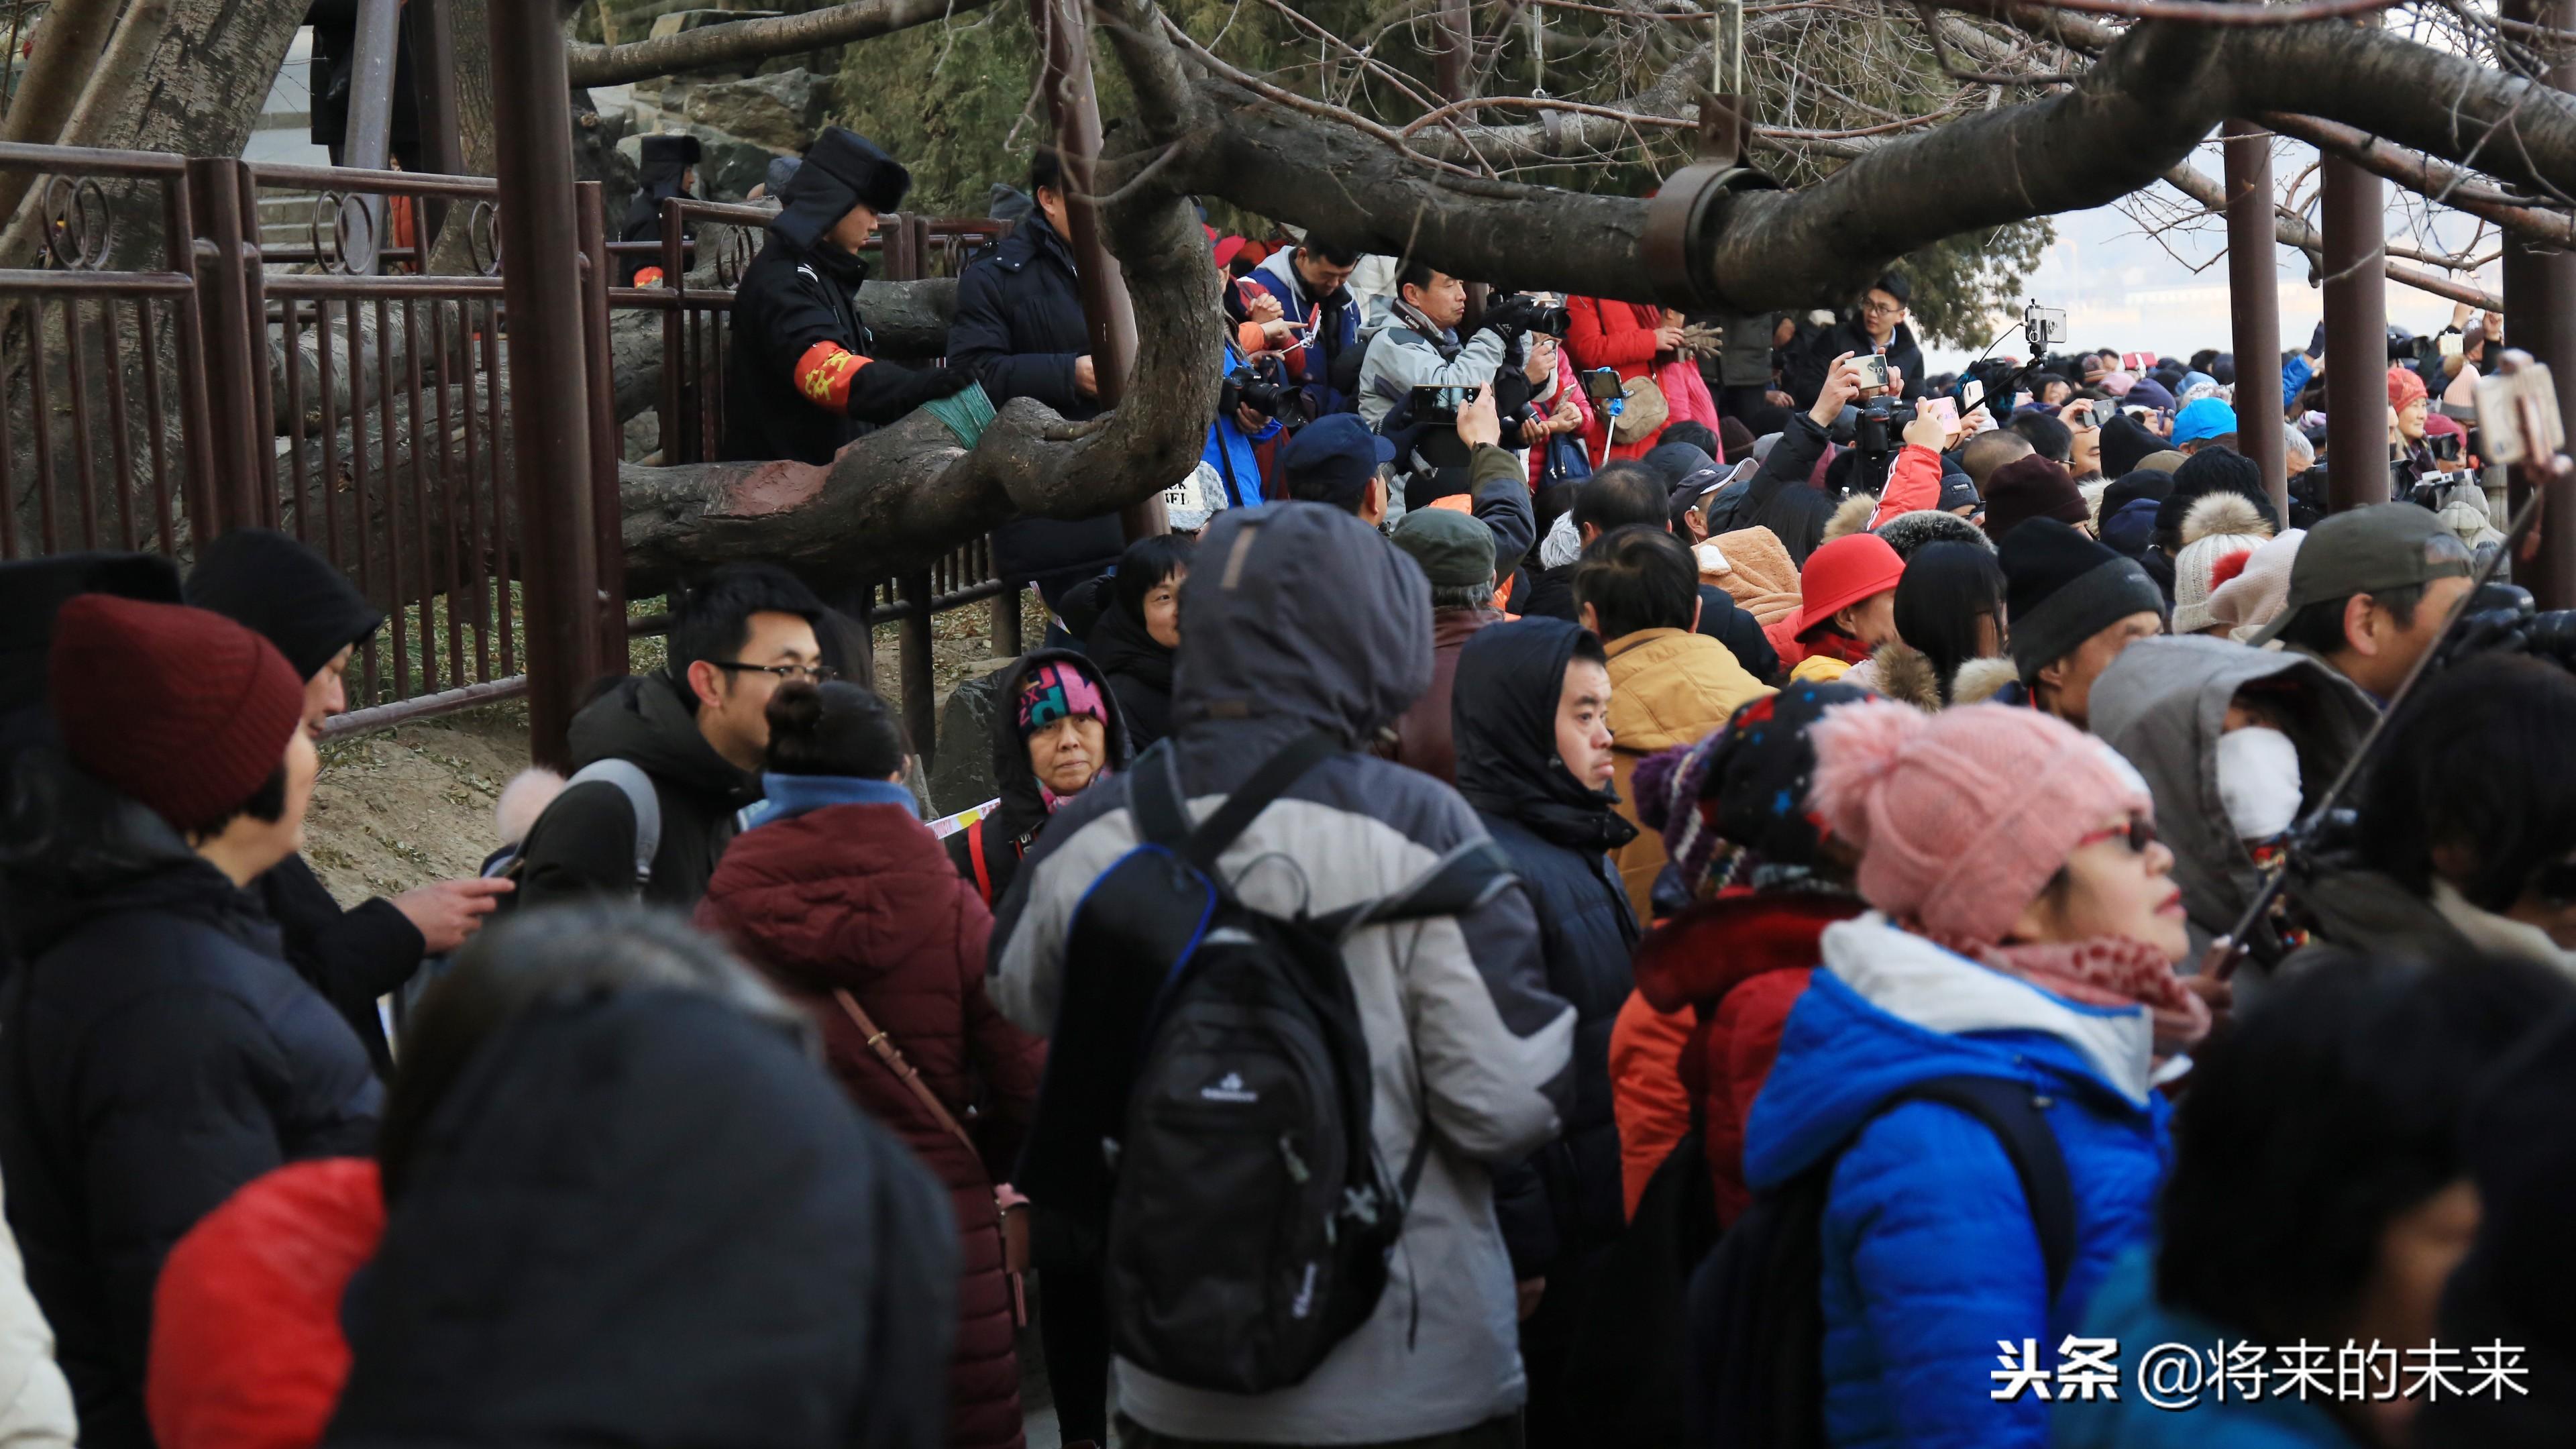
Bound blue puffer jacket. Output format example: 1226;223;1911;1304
2051;1248;2363;1449
1203;336;1281;508
1741;915;2174;1449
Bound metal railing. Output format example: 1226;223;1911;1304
0;138;1024;759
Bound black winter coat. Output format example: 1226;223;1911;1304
945;650;1135;908
1450;619;1639;1275
1085;599;1175;751
1782;316;1925;410
722;231;872;465
324;990;957;1449
258;853;423;1079
948;216;1125;604
0;757;381;1449
515;674;762;912
1710;411;1841;566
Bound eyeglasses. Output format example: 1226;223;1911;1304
2075;814;2159;856
711;660;839;684
1862;301;1907;318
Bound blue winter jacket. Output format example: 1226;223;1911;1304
1204;337;1282;508
2051;1248;2364;1449
1741;915;2174;1449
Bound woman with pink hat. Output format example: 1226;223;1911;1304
1730;699;2210;1446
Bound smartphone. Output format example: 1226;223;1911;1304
2121;351;2155;372
1960;378;1984;411
1411;384;1471;426
1854;354;1891;396
1580;366;1624;405
1921;395;1960;435
2440;332;2466;359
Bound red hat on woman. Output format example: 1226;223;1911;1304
48;594;304;834
1791;532;1906;640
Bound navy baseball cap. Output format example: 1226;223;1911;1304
1280;414;1397;511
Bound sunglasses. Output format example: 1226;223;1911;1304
2075;814;2159;856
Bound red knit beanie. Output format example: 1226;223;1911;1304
48;594;305;835
1807;698;2153;946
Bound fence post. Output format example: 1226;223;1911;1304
2222;120;2284;519
901;570;936;765
578;180;628;672
486;0;604;768
2504;0;2576;607
184;158;267;536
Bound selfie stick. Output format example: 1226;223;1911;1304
2214;365;2569;977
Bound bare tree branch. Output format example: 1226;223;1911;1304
2158;160;2503;311
566;0;1000;88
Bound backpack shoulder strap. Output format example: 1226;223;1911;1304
967;818;994;903
1134;732;1340;872
1313;839;1517;943
561;759;662;888
1880;1075;2078;1297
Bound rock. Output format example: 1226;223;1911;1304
682;68;835;153
926;657;1016;815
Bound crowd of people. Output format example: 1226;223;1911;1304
0;121;2571;1449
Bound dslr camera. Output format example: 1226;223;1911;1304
1222;355;1297;424
1481;291;1572;338
2444;582;2576;672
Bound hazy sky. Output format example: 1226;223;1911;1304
1923;139;2494;374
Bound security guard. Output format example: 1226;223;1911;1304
720;127;971;464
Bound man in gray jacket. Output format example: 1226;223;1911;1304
990;500;1574;1448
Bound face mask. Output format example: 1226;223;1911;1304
2214;726;2303;842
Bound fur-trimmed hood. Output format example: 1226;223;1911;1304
1821;492;1877;546
1949;655;2024;706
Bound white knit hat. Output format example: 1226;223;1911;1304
2171;492;2275;635
2206;528;2305;644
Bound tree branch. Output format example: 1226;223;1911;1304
2157;162;2502;311
2260;111;2576;246
565;0;1000;87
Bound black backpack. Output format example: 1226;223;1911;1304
1684;1075;2077;1449
1075;732;1513;1394
1563;1126;1723;1444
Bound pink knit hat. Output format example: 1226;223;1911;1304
1807;698;2153;946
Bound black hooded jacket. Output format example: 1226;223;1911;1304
514;674;762;912
0;755;382;1449
324;989;956;1449
719;129;932;464
1085;598;1175;750
621;136;698;285
1450;619;1638;1274
186;527;423;1077
945;649;1134;906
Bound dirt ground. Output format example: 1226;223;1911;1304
300;590;1047;908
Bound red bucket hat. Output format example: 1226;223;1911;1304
1792;532;1906;640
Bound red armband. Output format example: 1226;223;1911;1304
634;266;665;288
794;341;870;412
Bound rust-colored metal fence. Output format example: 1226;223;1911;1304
0;138;1021;757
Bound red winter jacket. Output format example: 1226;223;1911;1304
1564;297;1720;464
149;1159;384;1449
1617;892;1861;1225
697;800;1047;1449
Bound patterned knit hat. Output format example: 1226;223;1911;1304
1014;659;1108;736
1633;680;1872;907
2171;492;2274;634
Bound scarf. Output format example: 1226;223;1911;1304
1921;928;2213;1058
1039;766;1110;816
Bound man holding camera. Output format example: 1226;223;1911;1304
1784;272;1925;411
1244;236;1366;419
1355;263;1566;516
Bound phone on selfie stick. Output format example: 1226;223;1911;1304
1581;366;1624;469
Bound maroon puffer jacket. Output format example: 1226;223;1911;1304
698;800;1046;1449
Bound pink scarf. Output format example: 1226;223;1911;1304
1923;930;2213;1059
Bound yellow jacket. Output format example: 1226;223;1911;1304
1603;628;1774;920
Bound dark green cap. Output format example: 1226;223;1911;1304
1389;505;1496;588
2251;503;2472;645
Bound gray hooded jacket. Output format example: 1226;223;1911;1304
990;502;1573;1443
2088;635;2377;969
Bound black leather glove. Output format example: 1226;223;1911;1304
847;362;975;424
1474;294;1548;341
